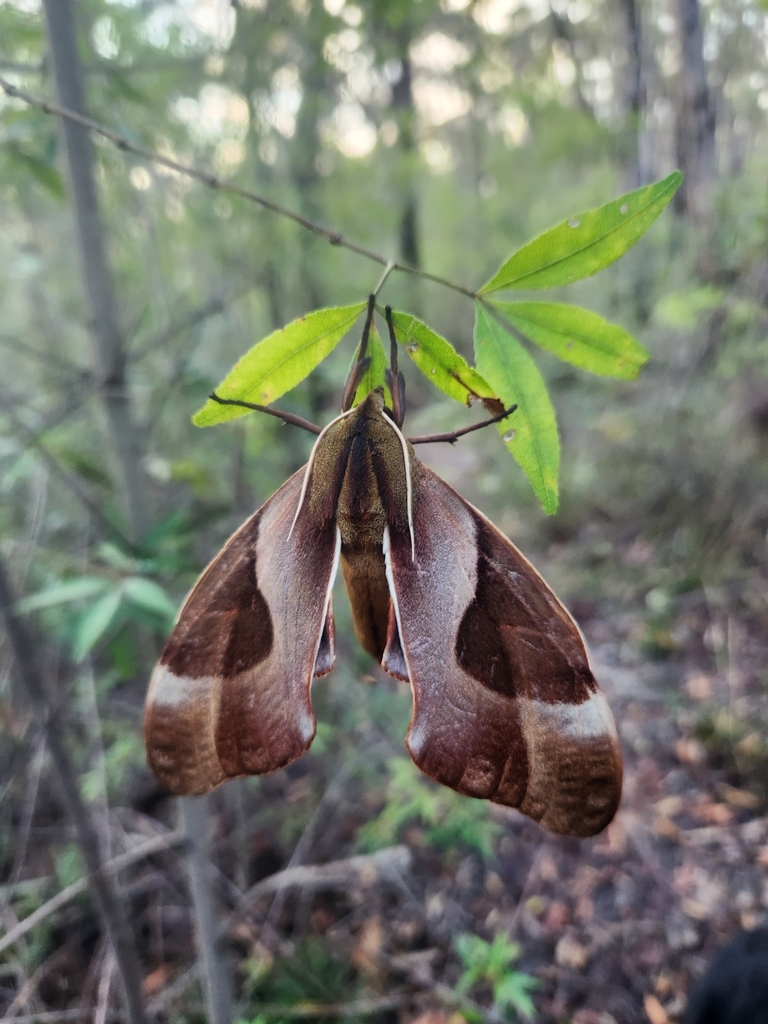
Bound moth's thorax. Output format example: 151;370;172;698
307;394;412;551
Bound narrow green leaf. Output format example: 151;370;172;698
479;171;682;293
474;303;560;514
389;310;500;408
17;577;108;613
490;301;649;379
122;577;178;622
73;589;123;662
194;302;367;426
351;325;392;407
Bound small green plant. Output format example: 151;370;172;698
358;756;502;857
238;939;354;1024
455;932;539;1021
16;539;179;664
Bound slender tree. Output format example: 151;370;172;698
674;0;716;215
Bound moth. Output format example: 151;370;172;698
145;298;622;837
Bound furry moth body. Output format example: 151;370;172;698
145;390;622;836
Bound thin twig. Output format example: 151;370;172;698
264;761;356;932
0;76;478;301
409;404;517;445
229;845;412;926
0;1013;122;1024
254;994;410;1018
0;829;185;956
0;387;134;550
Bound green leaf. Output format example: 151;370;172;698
494;972;538;1020
389;310;500;408
351;325;391;407
490;300;649;379
17;577;108;613
194;302;367;426
474;303;560;514
8;147;65;199
73;589;123;662
122;577;178;623
479;171;682;293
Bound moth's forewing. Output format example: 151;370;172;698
144;468;339;795
383;461;622;837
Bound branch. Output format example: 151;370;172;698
0;556;150;1024
0;386;135;551
229;845;412;924
0;75;478;302
0;829;185;956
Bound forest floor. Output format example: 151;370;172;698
2;578;768;1024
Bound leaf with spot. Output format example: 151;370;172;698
479;171;682;293
490;301;649;379
389;310;502;412
194;302;367;426
474;303;560;514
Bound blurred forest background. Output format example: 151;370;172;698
2;0;768;1022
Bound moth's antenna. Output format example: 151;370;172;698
384;306;406;428
341;294;376;412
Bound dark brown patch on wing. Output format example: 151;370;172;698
162;516;273;680
456;516;593;704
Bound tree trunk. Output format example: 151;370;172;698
674;0;716;216
391;54;421;271
42;0;151;542
617;0;648;187
42;7;233;1021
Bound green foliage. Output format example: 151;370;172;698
488;301;648;380
358;757;501;857
474;304;560;515
352;324;391;407
389;310;498;407
194;302;367;426
194;173;671;511
54;842;85;889
455;933;539;1021
479;172;682;293
17;558;178;664
81;731;145;802
239;939;353;1023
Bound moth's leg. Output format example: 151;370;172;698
208;394;321;435
409;404;517;446
341;293;376;412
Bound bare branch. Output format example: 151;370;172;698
0;829;185;956
0;75;478;302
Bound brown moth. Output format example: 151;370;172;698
145;304;622;837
